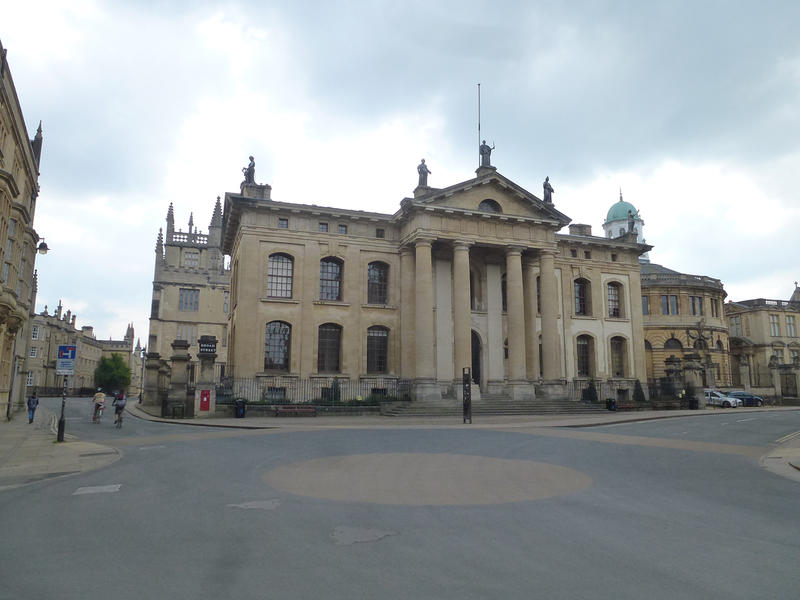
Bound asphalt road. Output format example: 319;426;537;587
1;398;798;600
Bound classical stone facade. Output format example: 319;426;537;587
221;164;650;403
726;286;800;399
25;301;141;394
641;263;731;390
145;199;230;404
0;39;43;416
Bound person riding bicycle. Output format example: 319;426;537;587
92;388;105;423
112;391;127;425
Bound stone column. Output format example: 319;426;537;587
143;352;162;407
452;241;472;396
168;339;191;418
194;336;217;419
506;247;532;400
413;237;441;401
683;352;706;408
539;250;560;380
523;259;540;379
399;247;415;379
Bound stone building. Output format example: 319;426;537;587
0;39;44;416
726;286;800;399
146;199;230;394
221;159;651;405
25;300;141;394
641;263;731;389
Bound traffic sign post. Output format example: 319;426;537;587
56;345;76;442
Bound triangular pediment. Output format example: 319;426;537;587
409;170;570;226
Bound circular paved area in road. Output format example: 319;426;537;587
263;453;592;505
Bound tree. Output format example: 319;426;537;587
94;353;131;391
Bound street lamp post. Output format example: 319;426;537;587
57;374;66;442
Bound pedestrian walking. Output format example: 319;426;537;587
27;393;39;423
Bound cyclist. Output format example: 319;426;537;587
92;388;105;423
112;391;127;427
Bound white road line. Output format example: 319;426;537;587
737;418;756;423
138;445;166;450
72;484;121;495
721;423;728;426
774;431;800;444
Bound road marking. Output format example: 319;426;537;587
72;484;121;495
138;445;166;450
774;431;800;444
721;423;728;426
227;499;281;510
737;418;756;423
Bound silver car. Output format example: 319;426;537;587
704;389;742;408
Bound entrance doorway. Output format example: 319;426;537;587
471;331;482;387
780;372;797;398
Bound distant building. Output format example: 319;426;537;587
146;199;230;392
0;39;44;416
25;301;142;394
726;286;800;398
602;192;649;262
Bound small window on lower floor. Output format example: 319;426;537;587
338;224;347;234
584;250;591;259
375;228;385;238
278;218;288;229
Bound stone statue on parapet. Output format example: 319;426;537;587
543;176;554;203
242;156;255;184
627;210;636;235
479;140;494;167
417;159;431;187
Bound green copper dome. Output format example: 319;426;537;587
605;198;638;223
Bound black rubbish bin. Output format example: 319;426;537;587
689;398;699;410
606;399;616;411
234;398;246;418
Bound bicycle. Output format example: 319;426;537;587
92;402;104;424
115;409;123;429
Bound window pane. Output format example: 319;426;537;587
608;283;620;318
577;336;590;376
267;254;293;298
265;321;291;371
367;327;388;373
367;262;388;304
318;324;341;372
320;259;342;301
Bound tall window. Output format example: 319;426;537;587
689;295;704;316
610;337;626;377
791;349;799;364
178;288;199;311
770;314;780;337
320;257;343;301
366;326;388;373
574;279;590;316
367;262;389;304
786;316;796;337
730;315;742;337
711;298;720;317
31;325;39;340
223;291;229;314
501;274;507;312
642;295;649;316
607;282;623;318
267;253;293;298
318;324;342;372
29;347;37;358
26;371;34;386
661;295;678;315
773;349;785;362
176;324;198;345
536;276;541;314
183;251;199;267
576;335;592;376
264;321;291;371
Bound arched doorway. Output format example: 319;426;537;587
471;331;482;387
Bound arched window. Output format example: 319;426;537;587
367;261;389;304
716;340;724;352
618;228;625;237
577;335;594;377
317;323;342;372
501;273;507;312
267;253;293;298
367;326;389;374
320;257;343;301
503;338;509;360
607;282;624;318
610;336;627;377
264;321;291;371
478;199;502;213
644;340;653;350
536;275;541;313
574;278;591;316
664;338;683;350
694;339;708;350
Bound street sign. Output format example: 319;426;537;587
56;344;77;375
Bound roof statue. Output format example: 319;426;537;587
417;159;431;187
627;210;635;234
242;155;255;184
543;176;554;204
479;140;494;167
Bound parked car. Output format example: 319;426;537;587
703;389;743;408
727;391;765;407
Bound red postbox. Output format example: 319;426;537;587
199;389;211;411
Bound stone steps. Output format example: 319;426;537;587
383;394;608;417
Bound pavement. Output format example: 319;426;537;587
2;400;799;492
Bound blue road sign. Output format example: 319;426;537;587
56;344;77;375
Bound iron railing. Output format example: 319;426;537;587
216;376;412;406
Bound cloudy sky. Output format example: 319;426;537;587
3;0;799;344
